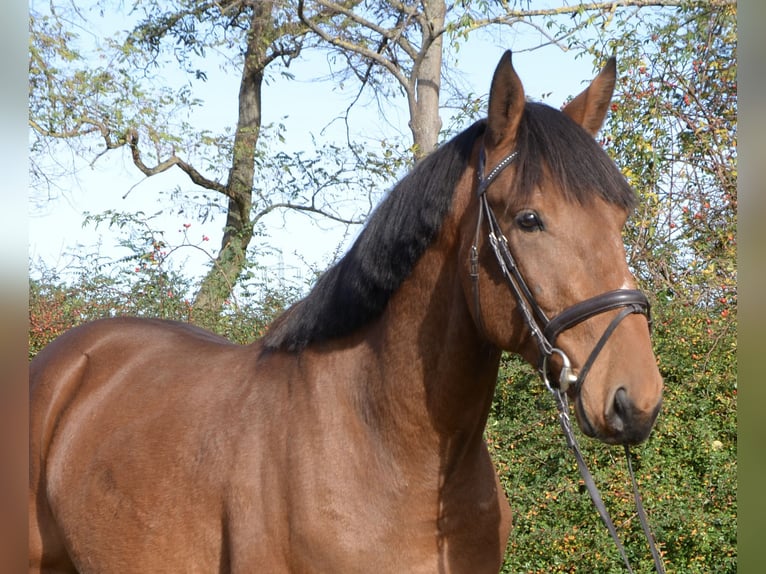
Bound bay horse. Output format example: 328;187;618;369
29;51;663;573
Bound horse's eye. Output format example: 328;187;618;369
515;210;544;232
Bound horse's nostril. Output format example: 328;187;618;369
611;387;631;432
614;387;630;415
606;387;659;445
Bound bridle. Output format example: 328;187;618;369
470;146;651;393
471;145;665;574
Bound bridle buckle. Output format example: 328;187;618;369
542;348;578;393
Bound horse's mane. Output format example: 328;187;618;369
262;103;635;352
261;120;485;351
512;102;636;209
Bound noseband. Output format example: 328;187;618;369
471;145;665;574
470;146;651;392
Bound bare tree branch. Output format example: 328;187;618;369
126;129;228;195
466;0;736;31
253;201;366;226
297;0;412;89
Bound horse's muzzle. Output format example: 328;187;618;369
576;388;662;445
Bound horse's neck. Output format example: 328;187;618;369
358;222;502;457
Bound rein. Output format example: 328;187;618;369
472;146;665;573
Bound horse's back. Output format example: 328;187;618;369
31;315;233;384
29;317;283;572
30;317;240;475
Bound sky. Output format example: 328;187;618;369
28;7;597;295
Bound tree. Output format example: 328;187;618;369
30;0;367;314
598;3;737;311
30;0;735;313
298;0;446;159
294;1;735;161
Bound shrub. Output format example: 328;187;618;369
489;298;736;573
29;262;294;356
29;259;736;573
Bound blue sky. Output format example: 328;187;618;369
28;9;597;292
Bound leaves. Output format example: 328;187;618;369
598;5;737;312
485;4;736;571
29;5;736;569
489;303;736;572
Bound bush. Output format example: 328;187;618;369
29;262;293;357
29;261;735;573
489;298;736;573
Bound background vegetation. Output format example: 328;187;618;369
27;254;738;573
29;0;736;572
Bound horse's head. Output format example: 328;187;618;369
461;51;663;445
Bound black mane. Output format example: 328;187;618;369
512;102;636;209
262;103;635;351
262;120;485;351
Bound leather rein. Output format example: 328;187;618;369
471;146;665;573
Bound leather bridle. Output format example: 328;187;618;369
470;146;652;392
471;145;666;574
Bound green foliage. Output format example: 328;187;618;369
29;269;291;357
29;2;736;571
486;5;737;571
488;292;736;572
29;249;295;358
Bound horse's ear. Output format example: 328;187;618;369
486;50;525;148
562;57;617;136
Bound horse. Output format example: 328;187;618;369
29;51;663;573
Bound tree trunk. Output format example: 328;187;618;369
192;3;272;314
408;0;446;159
